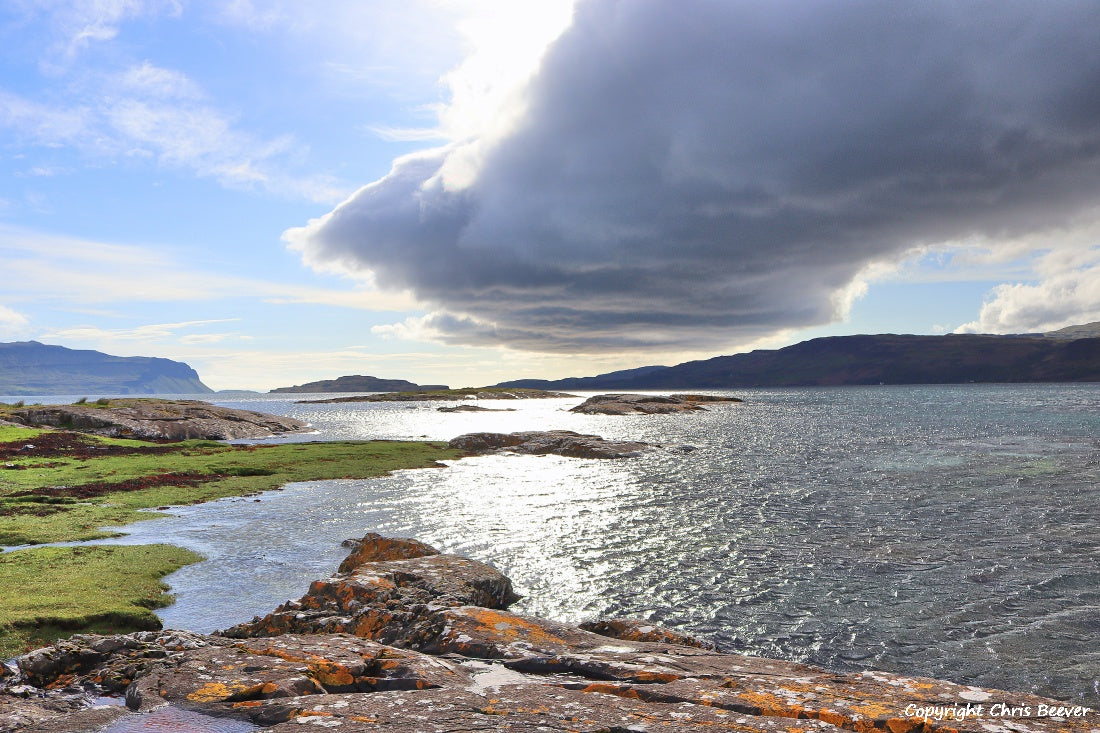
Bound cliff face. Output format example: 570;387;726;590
1;535;1093;732
0;342;212;396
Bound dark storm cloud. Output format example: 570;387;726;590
290;0;1100;352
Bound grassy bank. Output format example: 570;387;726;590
0;544;201;657
0;425;462;654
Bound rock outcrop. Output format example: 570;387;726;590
436;404;515;413
300;387;576;404
1;535;1093;732
449;430;653;458
570;393;743;414
4;399;309;441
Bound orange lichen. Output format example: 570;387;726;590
457;608;569;645
883;718;938;733
236;643;314;665
816;710;849;727
187;682;247;703
632;670;682;683
45;674;75;690
309;660;356;688
737;690;800;717
231;700;264;709
581;683;641;699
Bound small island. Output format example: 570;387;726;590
269;375;448;393
570;392;743;415
299;387;576;403
436;404;516;413
449;430;653;458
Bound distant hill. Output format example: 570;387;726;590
0;341;213;396
1042;320;1100;340
269;375;449;394
499;332;1100;389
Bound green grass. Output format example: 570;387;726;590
0;429;461;545
0;544;202;657
0;425;462;650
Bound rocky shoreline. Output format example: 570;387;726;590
1;535;1092;732
1;399;308;441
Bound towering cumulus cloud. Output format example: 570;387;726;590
288;0;1100;352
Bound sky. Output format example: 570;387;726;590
2;0;1099;391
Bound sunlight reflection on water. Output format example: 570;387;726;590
101;386;1099;705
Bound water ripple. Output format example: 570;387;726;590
99;385;1099;705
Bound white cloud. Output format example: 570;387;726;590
292;1;1100;354
0;225;419;311
16;0;183;68
0;60;346;202
116;60;204;100
957;248;1100;334
0;305;30;337
43;319;239;343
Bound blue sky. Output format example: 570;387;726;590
2;1;1098;390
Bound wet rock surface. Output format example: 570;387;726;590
578;618;718;650
448;430;653;458
1;536;1094;732
5;399;309;441
570;392;744;414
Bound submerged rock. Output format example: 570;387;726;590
449;429;653;458
436;404;516;412
570;392;743;414
5;399;309;441
1;536;1094;732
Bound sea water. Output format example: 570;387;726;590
19;385;1100;704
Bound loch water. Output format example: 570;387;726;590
29;385;1100;704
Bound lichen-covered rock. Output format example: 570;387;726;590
449;429;653;458
6;399;308;440
337;533;439;573
570;392;743;414
580;617;718;649
222;536;521;648
1;536;1094;733
16;630;210;692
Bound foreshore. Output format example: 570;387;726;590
1;534;1093;732
4;396;1095;721
0;409;462;656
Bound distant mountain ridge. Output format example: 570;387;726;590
269;375;449;393
499;328;1100;390
0;341;212;396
